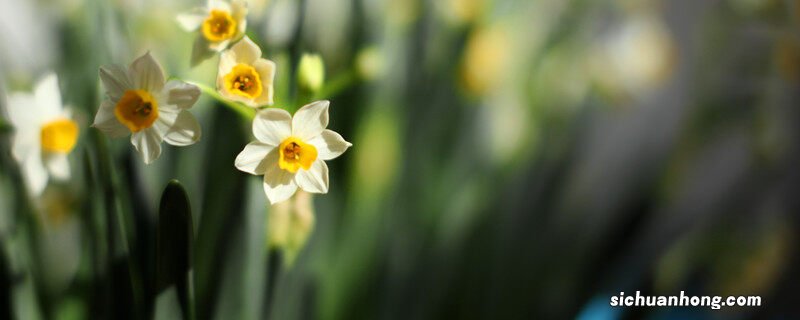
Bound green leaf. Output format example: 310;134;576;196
193;106;249;319
156;180;194;320
0;119;11;134
153;286;183;320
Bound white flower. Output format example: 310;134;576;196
235;101;351;204
177;0;248;65
216;36;276;108
596;15;674;95
93;52;202;164
4;73;78;195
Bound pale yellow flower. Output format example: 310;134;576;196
177;0;248;64
216;36;276;107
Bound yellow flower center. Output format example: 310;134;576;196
278;137;317;173
40;118;79;154
223;64;263;99
114;89;159;132
202;9;237;42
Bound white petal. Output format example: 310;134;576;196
176;10;206;31
129;52;165;92
295;160;329;194
164;80;200;109
208;0;232;11
235;142;275;175
253;108;292;145
45;153;70;180
163;110;201;146
9;116;39;165
131;128;163;164
231;0;248;18
92;100;129;138
10;132;38;167
252;59;276;106
33;73;63;119
308;129;352;160
215;79;240;105
152;105;180;135
263;166;298;204
208;39;231;52
231;0;248;34
5;93;40;130
292;100;329;140
99;64;132;101
230;36;261;64
217;48;238;74
21;150;48;196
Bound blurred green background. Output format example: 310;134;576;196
1;0;800;319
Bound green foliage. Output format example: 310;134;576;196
1;0;798;319
155;180;194;320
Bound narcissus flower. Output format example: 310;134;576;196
235;101;351;204
217;36;276;108
4;73;78;195
178;0;248;65
93;52;202;164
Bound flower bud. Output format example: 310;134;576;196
297;53;325;93
267;190;315;266
356;47;384;81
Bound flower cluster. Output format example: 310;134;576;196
3;0;350;205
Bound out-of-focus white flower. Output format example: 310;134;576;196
93;52;202;164
177;0;248;65
593;15;675;96
216;36;276;107
0;0;56;77
4;73;78;196
235;101;351;204
263;0;298;49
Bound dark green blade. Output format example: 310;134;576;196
156;180;194;320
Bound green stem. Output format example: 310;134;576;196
192;82;256;121
314;69;358;101
0;118;10;133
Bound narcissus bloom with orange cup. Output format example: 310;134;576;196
216;36;276;108
178;0;248;64
92;52;202;164
235;101;351;204
4;73;78;195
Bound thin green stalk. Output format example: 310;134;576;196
314;69;358;101
192;82;256;121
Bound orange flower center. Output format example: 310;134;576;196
202;9;237;42
114;89;159;132
223;64;263;99
278;137;317;173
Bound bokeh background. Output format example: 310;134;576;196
1;0;800;319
